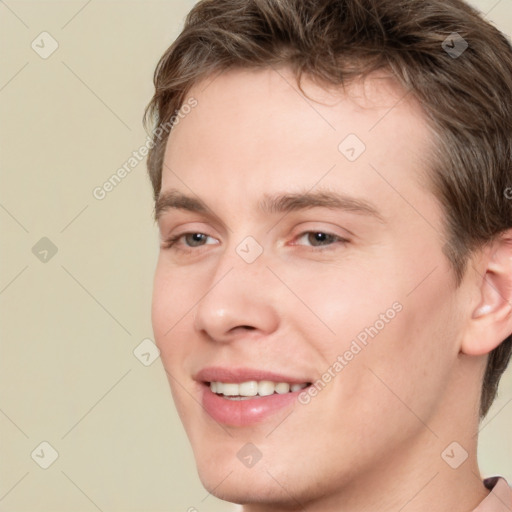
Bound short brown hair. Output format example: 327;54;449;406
144;0;512;418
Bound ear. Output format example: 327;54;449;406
461;230;512;356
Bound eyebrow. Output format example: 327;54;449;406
154;188;385;224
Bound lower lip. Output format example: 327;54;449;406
201;383;305;426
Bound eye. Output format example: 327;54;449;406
161;232;218;251
161;230;349;253
293;231;348;250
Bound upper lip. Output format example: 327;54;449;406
195;366;312;384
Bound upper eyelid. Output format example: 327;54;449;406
290;231;349;247
161;219;352;236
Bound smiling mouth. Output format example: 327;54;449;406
207;380;312;400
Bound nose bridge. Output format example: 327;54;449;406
214;231;268;284
192;234;279;341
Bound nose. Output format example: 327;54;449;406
193;248;280;343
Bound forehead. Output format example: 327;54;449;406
172;65;428;135
160;66;436;222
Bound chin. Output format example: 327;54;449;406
195;455;331;511
197;466;304;509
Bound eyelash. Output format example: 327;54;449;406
161;231;349;253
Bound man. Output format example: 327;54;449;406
144;0;512;510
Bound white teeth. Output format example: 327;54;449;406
275;382;290;394
222;383;240;396
210;380;309;398
238;381;258;396
258;380;275;397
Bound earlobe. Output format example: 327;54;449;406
462;231;512;356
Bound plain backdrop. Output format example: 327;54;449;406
1;1;511;511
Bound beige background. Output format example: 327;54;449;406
0;1;511;511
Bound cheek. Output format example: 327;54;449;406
341;275;459;431
151;263;191;362
151;258;198;328
151;268;198;420
285;259;402;347
288;255;457;407
151;268;171;346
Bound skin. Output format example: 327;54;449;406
151;67;511;511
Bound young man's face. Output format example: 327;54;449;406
152;68;481;507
